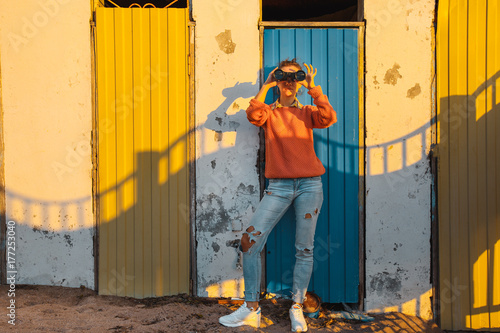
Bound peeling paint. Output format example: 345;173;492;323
215;29;236;54
197;193;232;237
236;182;256;195
384;63;403;85
214;131;223;142
211;242;220;253
369;272;402;298
226;239;240;248
64;234;73;247
407;83;421;99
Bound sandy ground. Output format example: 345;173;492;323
0;285;444;333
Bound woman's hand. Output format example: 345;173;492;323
263;67;278;88
299;63;317;90
254;67;278;102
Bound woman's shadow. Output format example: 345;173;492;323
204;81;260;135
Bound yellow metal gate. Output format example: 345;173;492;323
95;7;190;298
437;0;499;330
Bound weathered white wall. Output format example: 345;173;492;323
0;0;94;288
364;0;435;320
192;0;261;297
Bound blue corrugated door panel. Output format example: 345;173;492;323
264;28;360;303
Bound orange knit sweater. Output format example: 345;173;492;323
246;86;337;179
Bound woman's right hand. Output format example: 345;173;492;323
263;67;278;87
254;67;278;102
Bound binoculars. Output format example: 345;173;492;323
273;69;306;82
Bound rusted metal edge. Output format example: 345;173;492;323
90;9;100;293
429;19;440;326
188;22;197;296
357;24;366;312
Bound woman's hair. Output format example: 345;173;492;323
279;58;302;71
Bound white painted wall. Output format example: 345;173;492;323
0;0;94;288
192;0;261;298
364;0;435;320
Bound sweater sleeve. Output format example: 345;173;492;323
306;86;337;128
246;98;272;127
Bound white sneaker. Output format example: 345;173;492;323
290;303;308;332
219;302;261;328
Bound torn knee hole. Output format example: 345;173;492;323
245;226;261;236
241;234;255;252
241;227;261;252
305;209;319;219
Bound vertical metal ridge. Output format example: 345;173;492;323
112;8;119;297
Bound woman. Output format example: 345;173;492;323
219;58;336;332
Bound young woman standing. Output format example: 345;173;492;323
219;59;336;332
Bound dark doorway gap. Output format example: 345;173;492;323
262;0;359;22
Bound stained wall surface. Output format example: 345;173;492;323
192;0;261;298
0;0;94;288
364;0;435;320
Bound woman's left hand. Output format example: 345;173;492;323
300;63;317;90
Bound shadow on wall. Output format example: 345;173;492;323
436;70;500;328
1;190;93;287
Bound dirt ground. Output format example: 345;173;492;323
0;285;444;333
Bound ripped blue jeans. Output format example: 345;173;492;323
242;176;323;304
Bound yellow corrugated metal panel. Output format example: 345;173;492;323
96;7;190;298
487;0;500;328
437;0;500;330
97;8;117;296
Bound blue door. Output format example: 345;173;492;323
264;28;360;303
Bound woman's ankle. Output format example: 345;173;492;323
246;301;259;310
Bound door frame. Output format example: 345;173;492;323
258;21;366;309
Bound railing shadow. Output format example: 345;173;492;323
436;70;500;329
